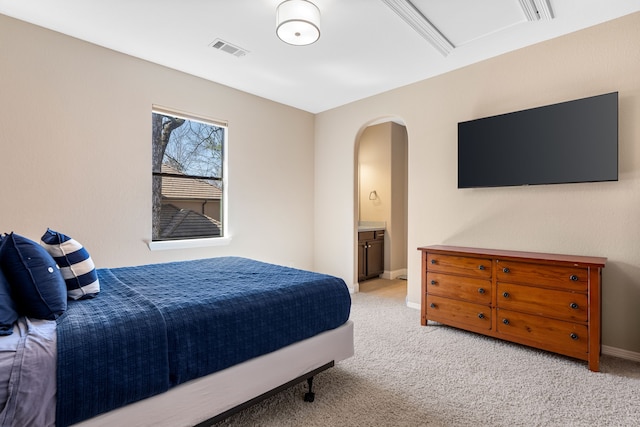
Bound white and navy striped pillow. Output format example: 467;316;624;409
41;228;100;300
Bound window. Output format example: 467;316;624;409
151;107;226;242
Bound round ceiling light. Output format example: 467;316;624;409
276;0;321;46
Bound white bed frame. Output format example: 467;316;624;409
73;320;354;427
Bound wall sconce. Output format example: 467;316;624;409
276;0;321;46
369;190;378;200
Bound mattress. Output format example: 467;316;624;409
56;257;352;426
73;320;354;427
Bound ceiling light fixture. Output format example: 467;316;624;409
380;0;454;56
519;0;554;21
276;0;321;46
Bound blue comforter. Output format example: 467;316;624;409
55;257;351;426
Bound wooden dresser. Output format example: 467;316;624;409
418;245;606;371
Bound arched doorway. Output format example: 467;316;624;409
355;119;408;297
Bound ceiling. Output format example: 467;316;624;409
1;0;639;113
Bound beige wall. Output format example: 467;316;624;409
390;123;408;275
358;124;390;223
316;12;640;354
0;14;316;270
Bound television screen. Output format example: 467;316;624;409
458;92;618;188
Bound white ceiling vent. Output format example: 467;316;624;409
210;39;249;57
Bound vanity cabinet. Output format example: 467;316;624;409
419;245;606;371
358;230;385;281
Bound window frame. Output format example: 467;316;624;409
148;105;229;250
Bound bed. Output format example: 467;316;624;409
0;251;353;427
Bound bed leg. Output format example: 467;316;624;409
303;376;315;402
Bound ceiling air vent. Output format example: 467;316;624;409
210;39;249;57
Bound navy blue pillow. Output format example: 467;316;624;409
0;232;67;320
0;237;19;335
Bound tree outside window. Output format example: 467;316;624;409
151;110;225;241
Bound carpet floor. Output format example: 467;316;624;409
215;290;640;426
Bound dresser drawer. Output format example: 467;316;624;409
426;295;491;330
496;309;588;357
427;253;492;278
495;260;587;292
427;272;491;304
497;283;587;322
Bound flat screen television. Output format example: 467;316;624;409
457;92;618;189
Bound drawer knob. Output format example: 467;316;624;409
430;280;437;285
570;275;579;281
570;332;579;340
478;288;485;294
431;259;436;264
430;303;436;308
503;267;510;273
502;292;510;298
502;318;510;325
570;302;579;310
478;313;485;319
478;265;485;270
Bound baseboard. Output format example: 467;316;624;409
602;345;640;363
406;301;420;310
382;268;407;280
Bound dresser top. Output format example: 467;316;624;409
418;245;607;268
